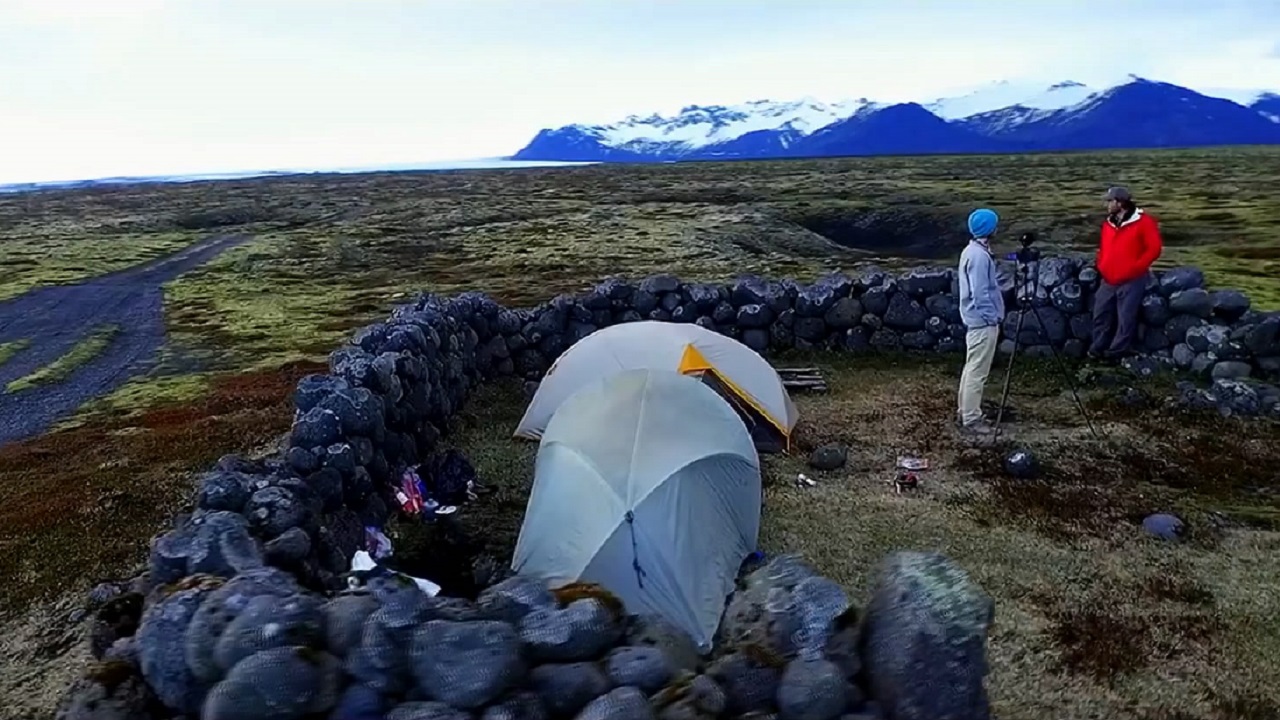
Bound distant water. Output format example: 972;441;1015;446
0;158;598;195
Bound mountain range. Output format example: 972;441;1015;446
511;77;1280;162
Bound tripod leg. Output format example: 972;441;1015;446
992;306;1026;441
1027;302;1101;440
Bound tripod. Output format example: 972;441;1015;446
991;240;1100;442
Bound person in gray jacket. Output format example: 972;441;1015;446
956;208;1006;434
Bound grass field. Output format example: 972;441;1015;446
1;147;1279;718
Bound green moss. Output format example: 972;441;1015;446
4;324;121;393
884;551;994;633
0;231;200;301
1162;246;1280;310
54;372;215;429
0;338;30;368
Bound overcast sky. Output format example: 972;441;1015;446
2;0;1279;183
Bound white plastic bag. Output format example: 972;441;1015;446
350;550;442;596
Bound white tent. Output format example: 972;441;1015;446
514;321;798;450
512;368;762;651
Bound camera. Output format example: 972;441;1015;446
1006;231;1041;264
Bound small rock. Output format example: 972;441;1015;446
1142;513;1186;541
705;652;781;715
623;613;701;675
477;576;558;624
1211;361;1252;380
776;658;854;720
1003;449;1038;479
808;444;848;471
263;527;312;566
528;662;610;717
605;646;675;695
519;599;621;663
201;646;340;720
213;594;326;674
1168;289;1212;318
483;692;550;720
409;620;524;709
387;701;473;720
576;687;655;720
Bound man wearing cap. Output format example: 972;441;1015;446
1089;186;1163;360
956;208;1005;435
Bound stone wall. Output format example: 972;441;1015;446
56;255;1278;720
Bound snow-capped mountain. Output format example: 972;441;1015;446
511;76;1280;162
925;80;1097;121
1251;92;1280;123
516;97;876;162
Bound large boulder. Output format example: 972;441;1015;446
860;552;994;720
410;620;525;709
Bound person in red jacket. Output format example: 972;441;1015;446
1088;186;1163;360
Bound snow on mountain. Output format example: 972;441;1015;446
925;80;1096;121
1249;92;1280;123
513;76;1280;162
576;97;876;151
1200;87;1274;106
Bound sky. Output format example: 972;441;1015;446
2;0;1279;183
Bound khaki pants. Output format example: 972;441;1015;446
957;325;999;425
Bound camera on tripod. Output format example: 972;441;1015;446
1006;231;1041;264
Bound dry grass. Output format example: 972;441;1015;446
0;361;324;612
420;354;1280;720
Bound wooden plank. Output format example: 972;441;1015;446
784;381;828;393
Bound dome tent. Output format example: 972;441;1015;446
514;321;798;452
512;368;762;651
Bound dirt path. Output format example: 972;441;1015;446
0;234;251;446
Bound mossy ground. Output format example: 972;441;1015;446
4;325;121;393
5;147;1279;380
0;339;31;368
2;147;1280;717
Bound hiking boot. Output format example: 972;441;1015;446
959;419;996;436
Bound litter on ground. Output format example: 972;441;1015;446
349;550;442;596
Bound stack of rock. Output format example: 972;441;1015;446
60;552;996;720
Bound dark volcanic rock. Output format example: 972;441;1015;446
861;552;993;720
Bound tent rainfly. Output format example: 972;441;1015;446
513;321;798;452
511;368;762;651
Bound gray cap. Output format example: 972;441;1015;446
1103;186;1132;201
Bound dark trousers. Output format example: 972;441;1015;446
1089;274;1148;355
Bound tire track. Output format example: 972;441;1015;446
0;234;252;446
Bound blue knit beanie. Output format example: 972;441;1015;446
968;208;999;239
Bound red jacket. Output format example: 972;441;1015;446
1097;208;1163;285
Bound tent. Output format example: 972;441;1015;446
514;321;798;452
511;368;762;651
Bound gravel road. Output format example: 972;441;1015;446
0;234;251;446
